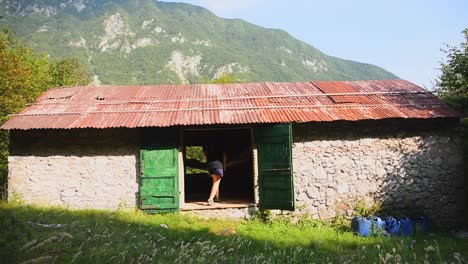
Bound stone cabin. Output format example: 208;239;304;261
2;79;464;227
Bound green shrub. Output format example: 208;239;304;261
355;199;382;217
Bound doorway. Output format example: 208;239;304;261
183;128;254;207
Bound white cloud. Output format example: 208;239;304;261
199;0;265;14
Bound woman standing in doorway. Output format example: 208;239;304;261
204;145;227;205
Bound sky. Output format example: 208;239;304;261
164;0;467;89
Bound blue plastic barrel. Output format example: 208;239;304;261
384;217;400;236
370;216;386;235
351;217;371;237
400;218;414;236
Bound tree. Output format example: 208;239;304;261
206;72;245;84
49;58;91;87
436;29;468;112
0;29;91;122
0;29;91;197
0;29;51;123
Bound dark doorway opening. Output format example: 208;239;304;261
183;128;254;205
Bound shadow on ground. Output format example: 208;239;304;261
1;204;467;263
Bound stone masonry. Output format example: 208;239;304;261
292;119;464;228
6;120;465;228
8;129;139;209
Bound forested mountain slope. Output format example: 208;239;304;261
0;0;398;84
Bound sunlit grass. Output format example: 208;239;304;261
1;202;467;263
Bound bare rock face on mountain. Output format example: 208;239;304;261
0;0;397;85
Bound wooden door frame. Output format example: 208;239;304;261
180;126;256;206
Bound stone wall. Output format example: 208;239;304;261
292;119;464;228
8;129;139;209
7;120;465;227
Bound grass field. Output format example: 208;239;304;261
1;202;467;264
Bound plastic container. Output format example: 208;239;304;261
370;216;386;235
400;218;414;236
351;217;372;237
384;217;400;236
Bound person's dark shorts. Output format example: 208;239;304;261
208;168;224;177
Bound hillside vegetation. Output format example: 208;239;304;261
0;0;398;85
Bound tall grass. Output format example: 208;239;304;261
1;202;467;263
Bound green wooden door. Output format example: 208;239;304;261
257;124;294;210
140;128;179;213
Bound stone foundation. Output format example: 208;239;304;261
182;206;258;219
8;129;139;209
292;119;464;228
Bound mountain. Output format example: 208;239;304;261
0;0;398;85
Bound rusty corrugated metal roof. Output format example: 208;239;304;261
0;79;462;130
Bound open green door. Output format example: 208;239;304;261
140;128;179;213
257;124;294;210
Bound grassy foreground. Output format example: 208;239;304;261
0;203;467;264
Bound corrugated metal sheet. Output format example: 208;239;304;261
1;79;462;130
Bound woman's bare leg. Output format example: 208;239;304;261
208;174;222;201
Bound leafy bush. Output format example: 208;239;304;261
355;199;382;217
